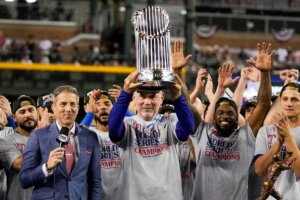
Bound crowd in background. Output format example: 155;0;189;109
0;41;299;200
1;30;300;71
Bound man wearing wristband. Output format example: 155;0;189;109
108;71;195;200
20;85;101;200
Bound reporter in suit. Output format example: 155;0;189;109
19;85;102;200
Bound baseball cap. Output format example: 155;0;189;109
136;81;166;93
215;97;238;113
240;96;257;116
84;90;115;105
13;95;37;113
37;93;54;108
244;96;257;108
280;82;300;97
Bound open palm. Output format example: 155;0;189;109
172;40;192;70
218;63;239;88
255;42;275;71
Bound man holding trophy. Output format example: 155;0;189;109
108;6;195;200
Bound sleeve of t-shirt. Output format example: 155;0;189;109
254;126;270;157
245;123;256;149
109;90;132;143
0;136;21;171
190;121;207;163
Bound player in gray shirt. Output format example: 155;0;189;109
254;82;300;200
82;89;124;200
192;42;274;200
108;71;195;200
0;95;38;200
0;126;14;200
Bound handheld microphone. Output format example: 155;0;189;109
53;126;69;200
56;127;69;147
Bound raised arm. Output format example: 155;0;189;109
204;74;214;103
108;71;142;143
171;40;192;77
247;42;275;136
204;63;239;124
80;89;101;126
171;40;202;128
190;68;207;104
164;74;194;141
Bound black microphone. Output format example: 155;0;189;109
53;126;69;200
56;127;69;147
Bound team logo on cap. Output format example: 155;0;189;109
20;100;31;107
285;86;299;92
100;95;109;99
220;101;230;106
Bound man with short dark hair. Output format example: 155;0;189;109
0;95;38;200
20;85;102;200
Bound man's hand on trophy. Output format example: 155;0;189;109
172;40;192;70
123;71;144;94
164;74;183;101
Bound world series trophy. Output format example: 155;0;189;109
131;6;174;90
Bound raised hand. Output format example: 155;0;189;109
217;63;240;89
247;67;260;82
172;40;192;70
280;70;289;82
38;107;50;129
195;68;207;93
108;85;122;101
204;74;214;96
240;67;250;81
85;89;101;114
286;69;299;83
164;74;183;101
248;42;275;72
291;69;299;80
123;71;143;94
0;108;7;125
0;95;12;117
280;69;299;85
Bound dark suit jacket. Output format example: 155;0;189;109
19;122;101;200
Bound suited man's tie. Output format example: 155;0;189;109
65;132;75;175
